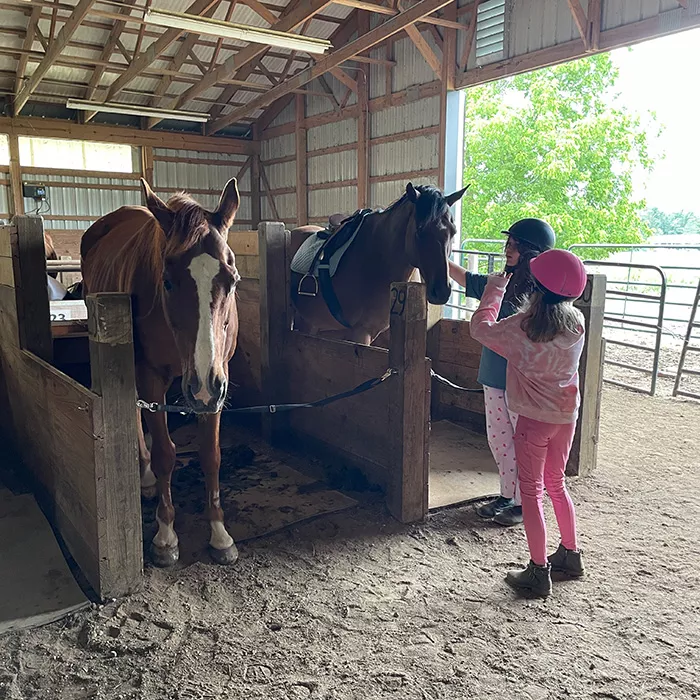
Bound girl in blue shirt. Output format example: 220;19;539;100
448;219;556;526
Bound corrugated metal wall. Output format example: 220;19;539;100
153;147;253;229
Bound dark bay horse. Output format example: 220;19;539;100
290;183;469;345
81;178;242;567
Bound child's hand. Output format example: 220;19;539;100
492;270;512;281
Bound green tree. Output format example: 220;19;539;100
642;207;700;236
461;53;658;256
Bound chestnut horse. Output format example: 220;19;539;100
81;178;241;567
290;183;469;345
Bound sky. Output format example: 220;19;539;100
609;28;700;215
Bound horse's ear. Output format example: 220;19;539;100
406;182;419;203
213;177;240;233
140;178;173;232
445;184;470;207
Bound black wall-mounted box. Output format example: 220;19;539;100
22;184;47;199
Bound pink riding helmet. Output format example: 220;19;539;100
530;249;588;299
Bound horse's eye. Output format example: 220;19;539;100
163;278;173;292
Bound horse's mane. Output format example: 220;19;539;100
385;185;450;227
88;192;210;298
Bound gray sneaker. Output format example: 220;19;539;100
476;496;514;519
493;505;523;527
505;561;552;598
548;543;584;578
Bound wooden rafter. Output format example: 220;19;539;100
240;0;279;24
14;6;41;98
100;0;219;105
328;0;463;29
252;10;359;134
209;0;453;134
405;24;442;79
587;0;602;51
167;0;337;116
84;0;139;103
13;0;97;116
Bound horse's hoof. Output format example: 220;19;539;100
150;543;179;568
210;543;239;565
141;485;158;501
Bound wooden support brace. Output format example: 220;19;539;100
8;135;23;218
567;0;591;50
14;216;52;363
387;282;429;523
141;145;154;185
87;292;142;598
567;274;606;477
259;221;291;445
251;125;262;227
295;94;308;226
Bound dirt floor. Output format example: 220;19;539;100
1;386;700;700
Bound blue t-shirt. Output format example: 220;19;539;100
464;272;518;391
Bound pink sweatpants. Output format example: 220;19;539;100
513;416;578;566
483;387;520;504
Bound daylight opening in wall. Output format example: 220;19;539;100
17;137;137;173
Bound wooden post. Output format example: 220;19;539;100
387;282;430;523
567;274;606;477
141;145;154;185
251;124;262;228
295;94;308;226
259;221;290;445
87;292;142;598
14;215;52;362
426;306;442;418
357;11;370;209
438;3;457;191
8;135;23;218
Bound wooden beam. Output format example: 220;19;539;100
259;163;281;221
438;1;456;190
14;0;97;116
405;24;442;79
169;0;336;114
209;0;454;133
329;67;359;93
357;11;369;209
100;0;219;106
141;145;154;185
295;94;307;226
251;124;261;227
329;0;464;29
587;0;602;51
14;6;41;98
240;0;279;24
8;135;23;218
84;0;139;103
456;10;700;90
567;0;590;50
0;116;257;155
459;0;478;72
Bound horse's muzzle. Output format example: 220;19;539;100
183;372;227;414
427;282;452;306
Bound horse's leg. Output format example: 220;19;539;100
138;368;179;567
198;412;238;565
136;408;157;500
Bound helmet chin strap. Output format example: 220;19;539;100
504;263;518;274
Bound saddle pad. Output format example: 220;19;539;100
290;228;358;278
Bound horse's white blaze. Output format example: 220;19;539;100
153;515;178;549
210;520;234;550
188;253;221;404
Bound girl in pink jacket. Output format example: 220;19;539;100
470;249;588;598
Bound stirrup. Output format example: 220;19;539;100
297;274;319;297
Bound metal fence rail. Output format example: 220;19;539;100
673;279;700;401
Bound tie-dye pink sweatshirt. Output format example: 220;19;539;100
469;276;585;425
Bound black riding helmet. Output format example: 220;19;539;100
502;218;556;252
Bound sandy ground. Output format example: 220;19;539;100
1;386;700;700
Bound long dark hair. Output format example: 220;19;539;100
503;238;539;308
519;287;585;342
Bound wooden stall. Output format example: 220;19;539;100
0;216;142;600
257;222;431;523
428;275;607;480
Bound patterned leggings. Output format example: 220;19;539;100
483;386;520;505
